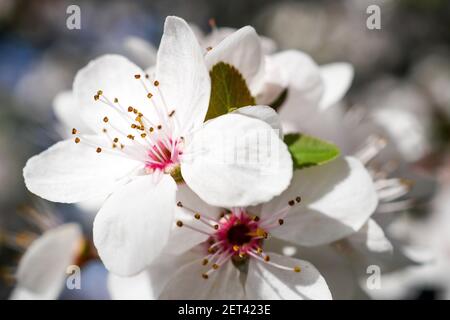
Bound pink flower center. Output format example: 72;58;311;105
212;211;267;260
175;198;303;279
145;138;182;173
72;76;186;181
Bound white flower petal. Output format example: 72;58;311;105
265;51;323;130
108;271;154;300
371;108;430;162
9;287;46;300
254;59;286;105
319;63;354;110
53;91;92;136
156;16;210;134
232;105;282;138
245;252;331;300
264;239;357;299
108;251;200;300
12;224;82;300
295;244;357;300
76;195;106;217
264;51;322;97
166;183;220;255
200;26;235;49
363;264;444;300
176;183;223;219
166;212;208;255
73;54;151;134
123;36;157;69
144;65;156;81
198;25;276;55
23;137;141;203
93;175;177;276
387;213;435;263
182;113;293;207
260;36;278;55
205;26;264;93
263;157;378;246
160;259;244;299
346;218;393;255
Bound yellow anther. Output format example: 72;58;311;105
208;247;216;254
247;228;267;238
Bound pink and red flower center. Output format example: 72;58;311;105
209;211;267;260
176;199;302;279
145;138;182;173
211;212;267;257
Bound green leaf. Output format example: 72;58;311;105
284;133;340;169
205;62;256;121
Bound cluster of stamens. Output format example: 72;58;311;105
71;74;184;176
354;135;415;213
176;196;302;279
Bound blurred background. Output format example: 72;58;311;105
0;0;449;299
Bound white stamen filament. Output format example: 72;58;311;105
354;135;387;165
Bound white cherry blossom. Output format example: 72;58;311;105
108;156;378;299
23;16;293;276
10;224;83;300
